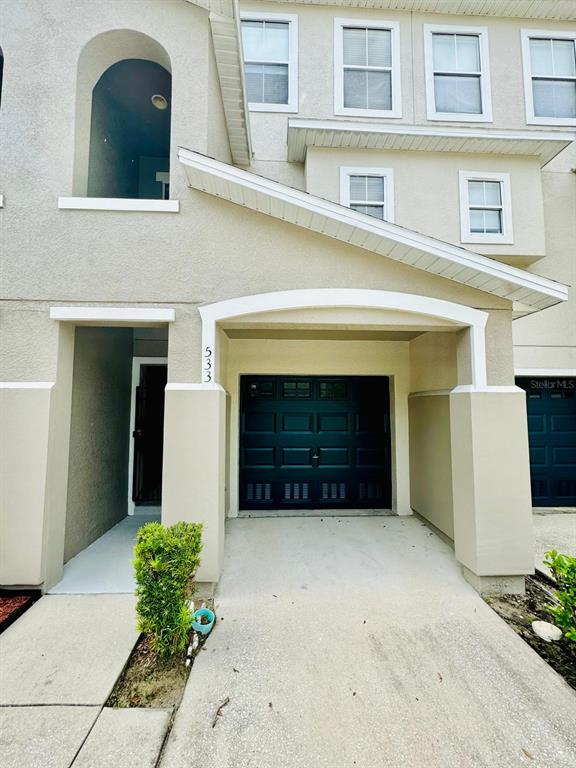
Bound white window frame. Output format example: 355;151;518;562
458;171;513;244
424;24;493;123
521;29;576;126
334;18;402;118
240;12;299;114
340;167;395;222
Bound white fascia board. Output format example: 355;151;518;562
287;119;575;165
58;197;180;212
255;1;576;22
178;147;569;312
50;307;175;323
209;3;253;165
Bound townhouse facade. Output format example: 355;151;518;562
0;0;574;593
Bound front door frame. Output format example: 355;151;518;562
127;356;168;515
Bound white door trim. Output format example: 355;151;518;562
127;357;168;516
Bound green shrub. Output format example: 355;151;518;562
134;521;203;657
544;550;576;644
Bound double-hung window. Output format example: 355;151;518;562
459;172;513;244
424;25;492;121
340;167;395;222
334;19;401;117
241;13;298;112
521;30;576;125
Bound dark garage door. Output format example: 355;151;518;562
240;376;392;511
516;377;576;507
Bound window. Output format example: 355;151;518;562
459;171;513;244
521;30;576;125
334;19;401;117
241;13;298;112
340;167;395;222
424;25;492;122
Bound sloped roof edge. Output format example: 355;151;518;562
178;147;569;314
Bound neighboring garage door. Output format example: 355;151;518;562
240;376;392;511
516;377;576;507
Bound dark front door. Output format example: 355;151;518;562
516;377;576;506
240;376;392;510
132;363;167;505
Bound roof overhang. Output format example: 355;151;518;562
288;119;575;166
185;0;252;165
257;1;576;21
178;148;568;315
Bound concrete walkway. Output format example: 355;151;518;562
0;595;140;767
533;512;576;575
49;512;159;594
161;516;576;768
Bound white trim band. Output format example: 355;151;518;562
58;197;180;213
0;382;55;389
50;307;175;323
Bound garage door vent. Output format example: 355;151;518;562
283;483;310;501
246;483;272;502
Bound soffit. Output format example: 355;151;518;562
288;119;575;166
179;147;569;314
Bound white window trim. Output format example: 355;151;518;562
334;18;402;118
424;24;493;123
240;12;299;114
458;171;513;245
521;28;576;126
339;166;395;222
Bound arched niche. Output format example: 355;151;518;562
73;30;172;199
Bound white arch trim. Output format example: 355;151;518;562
199;289;488;387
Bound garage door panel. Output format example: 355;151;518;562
240;375;391;510
281;447;313;467
244;412;276;433
281;413;313;433
318;447;349;467
517;377;576;507
243;447;275;468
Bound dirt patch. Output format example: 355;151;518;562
106;634;191;709
486;574;576;691
107;600;215;710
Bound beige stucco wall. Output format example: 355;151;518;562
408;394;454;539
450;389;533;579
64;327;133;562
0;387;52;585
513;143;576;372
162;385;226;583
306;148;546;260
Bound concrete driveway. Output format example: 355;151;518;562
161;516;576;768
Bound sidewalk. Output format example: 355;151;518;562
0;594;169;768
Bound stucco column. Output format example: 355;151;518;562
450;387;533;594
161;384;226;583
0;322;75;590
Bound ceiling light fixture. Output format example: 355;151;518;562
151;94;168;110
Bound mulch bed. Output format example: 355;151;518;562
0;590;39;635
486;574;576;691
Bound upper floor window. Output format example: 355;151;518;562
459;171;513;244
424;25;492;122
334;19;401;118
521;30;576;125
340;167;395;222
241;13;298;113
